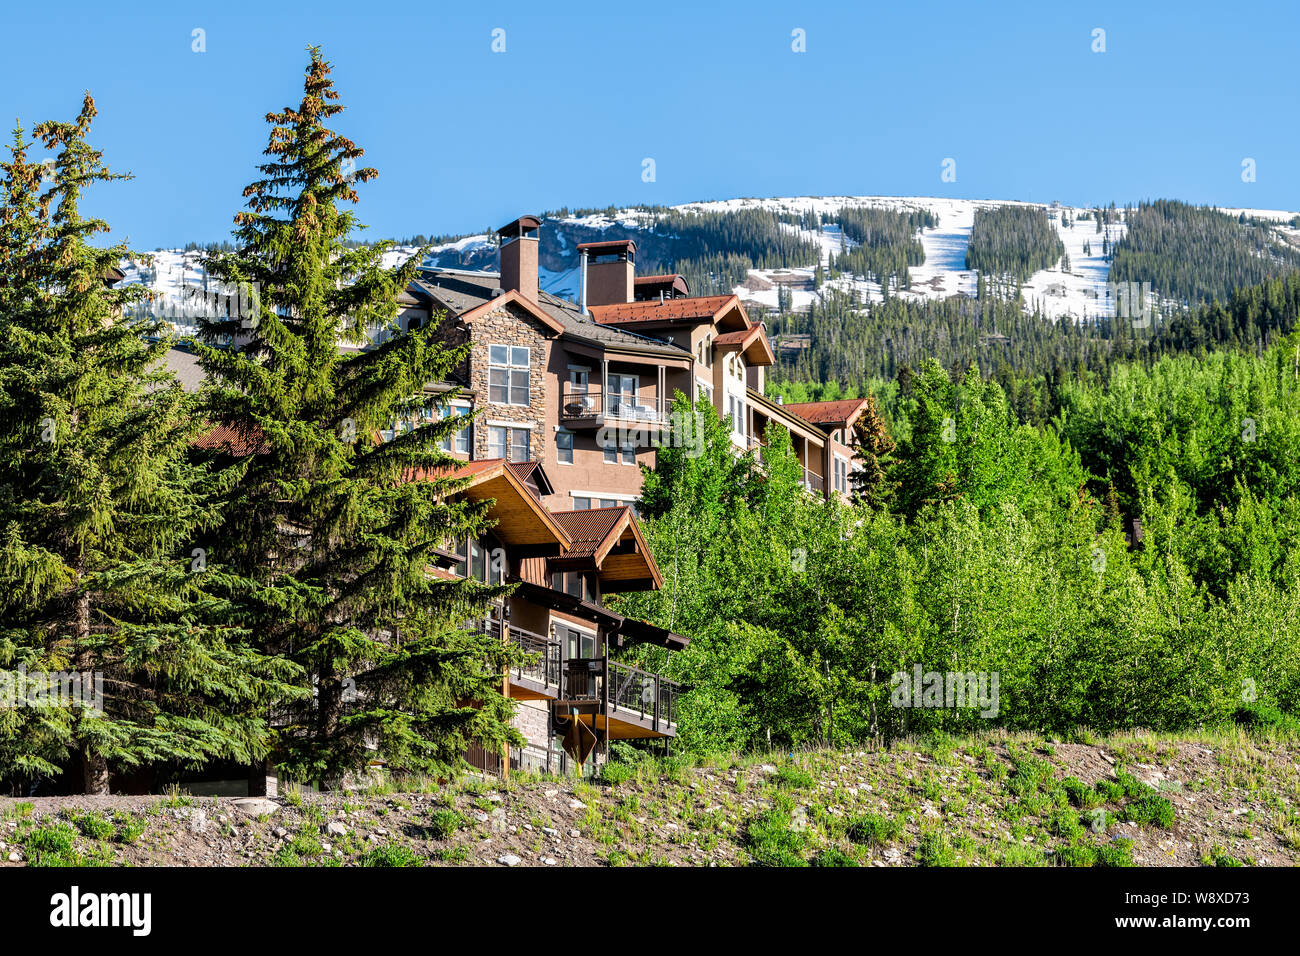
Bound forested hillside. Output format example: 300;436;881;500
828;206;932;289
766;271;1300;399
965;204;1065;280
1109;199;1300;306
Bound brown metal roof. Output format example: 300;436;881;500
414;269;692;359
577;239;636;254
588;294;741;325
193;422;268;456
496;215;541;235
551;507;629;560
783;398;872;428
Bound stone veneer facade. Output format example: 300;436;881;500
460;303;553;463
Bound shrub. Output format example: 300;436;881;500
22;823;80;866
845;813;902;847
113;812;147;845
773;765;814;790
66;810;115;841
600;762;634;786
1055;838;1134;867
425;809;464;840
1124;794;1176;829
1046;809;1085;840
287;832;324;858
917;829;957;867
1062;777;1104;810
1232;702;1300;734
1097;839;1135;867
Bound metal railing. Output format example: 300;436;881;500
560;385;674;423
563;657;603;700
507;625;563;693
608;661;679;732
803;468;824;493
559;658;678;732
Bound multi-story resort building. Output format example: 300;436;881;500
397;215;871;511
139;214;870;791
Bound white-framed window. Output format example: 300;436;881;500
727;394;745;433
439;402;472;455
607;373;638;416
571;495;623;511
488;345;530;405
834;455;849;494
556;429;574;464
568;365;590;389
489;425;529;462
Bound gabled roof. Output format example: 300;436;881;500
746;387;827;446
410;458;572;550
460;289;566;335
550;506;664;592
508;580;688;650
414;268;693;360
782;398;872;430
713;324;776;366
588;294;748;329
506;459;554;498
407;273;565;336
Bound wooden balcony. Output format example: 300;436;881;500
560;385;675;429
474;617;680;740
554;658;679;739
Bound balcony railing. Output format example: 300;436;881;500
560;385;674;424
802;468;824;494
608;660;679;732
561;658;678;732
507;625;563;693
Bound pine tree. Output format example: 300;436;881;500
0;98;298;794
193;48;520;786
848;394;898;509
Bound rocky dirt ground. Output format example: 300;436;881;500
1;729;1297;867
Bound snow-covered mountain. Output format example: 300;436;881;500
121;197;1300;326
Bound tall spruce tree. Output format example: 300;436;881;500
0;98;299;795
848;394;898;510
193;48;519;787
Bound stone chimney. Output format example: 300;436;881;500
577;239;636;306
497;215;540;302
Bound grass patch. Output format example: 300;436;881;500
845;813;902;847
745;805;807;867
360;843;422;867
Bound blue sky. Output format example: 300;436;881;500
2;0;1296;248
